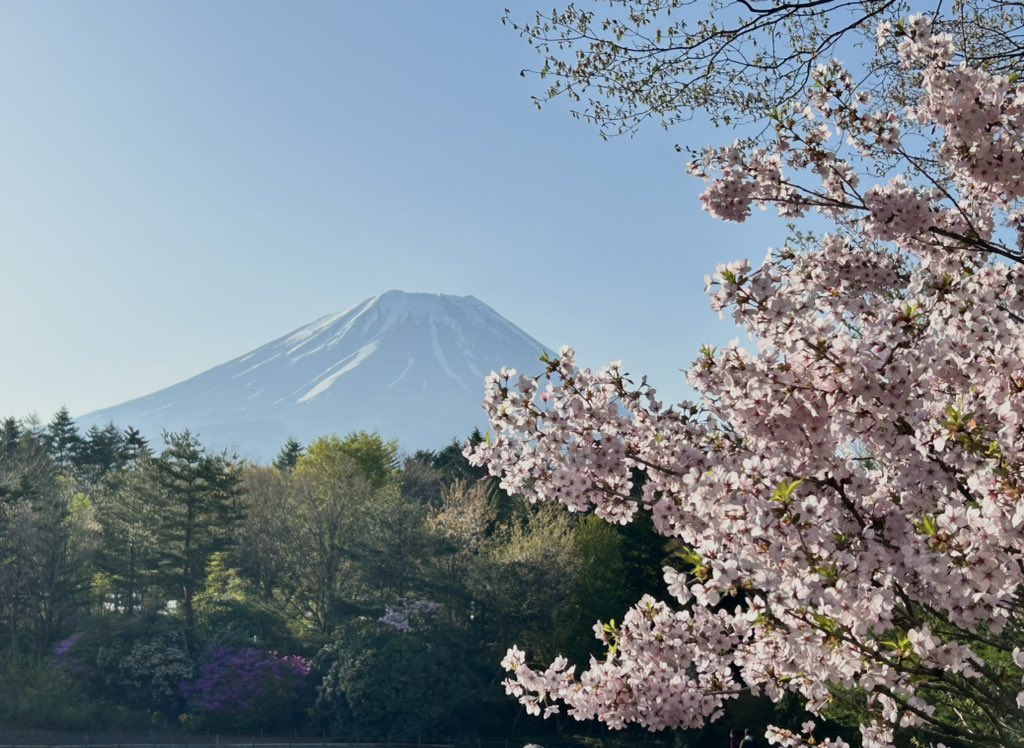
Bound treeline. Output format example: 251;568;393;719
0;407;675;740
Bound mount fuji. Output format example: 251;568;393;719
77;291;552;462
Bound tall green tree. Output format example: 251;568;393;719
151;431;242;632
0;431;94;651
281;437;428;633
327;432;398;490
0;417;21;456
284;442;383;632
236;465;295;604
76;423;125;482
273;437;304;472
94;460;162;614
119;426;151;463
44;407;81;471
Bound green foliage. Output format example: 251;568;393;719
288;447;430;631
565;515;630;662
470;505;583;660
94;461;161;614
273;437;304;472
149;431;243;631
0;417;22;455
62;614;194;718
235;465;294;604
305;432;398;490
44;407;81;470
400;456;445;506
0;432;94;652
0;653;142;731
315;618;474;739
76;423;125;482
119;426;151;463
432;437;489;484
0;420;689;742
194;553;296;650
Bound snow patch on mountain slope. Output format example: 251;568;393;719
285;309;351;352
430;320;468;391
234;352;282;378
298;340;380;403
387;357;416;390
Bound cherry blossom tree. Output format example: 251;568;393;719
505;0;1024;136
471;15;1024;748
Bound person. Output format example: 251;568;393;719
729;729;741;748
739;728;755;747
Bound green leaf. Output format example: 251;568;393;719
812;613;838;635
771;478;803;503
920;514;938;537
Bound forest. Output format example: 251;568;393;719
0;407;700;741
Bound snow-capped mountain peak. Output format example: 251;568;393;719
78;291;552;461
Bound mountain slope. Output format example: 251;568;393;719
78;291;551;461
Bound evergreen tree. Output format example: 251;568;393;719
94;461;161;614
76;423;125;481
273;437;304;471
44;407;81;470
0;431;92;651
432;437;488;484
0;417;21;458
119;426;151;463
151;431;242;633
400;453;444;506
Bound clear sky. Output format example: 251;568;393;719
0;0;792;422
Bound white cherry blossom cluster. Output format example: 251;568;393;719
688;14;1024;265
377;598;439;632
468;15;1024;748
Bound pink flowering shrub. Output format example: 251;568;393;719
470;16;1024;748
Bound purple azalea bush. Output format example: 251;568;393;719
180;646;311;730
52;633;83;659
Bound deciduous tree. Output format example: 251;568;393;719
506;0;1024;136
476;14;1024;748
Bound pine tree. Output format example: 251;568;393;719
432;438;486;484
76;423;125;481
119;426;151;463
151;431;242;633
0;417;21;457
0;430;91;651
95;461;161;615
273;437;304;471
44;407;81;470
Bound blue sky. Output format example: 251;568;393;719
0;1;792;422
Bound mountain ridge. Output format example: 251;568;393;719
77;291;552;461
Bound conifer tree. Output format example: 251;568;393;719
44;407;81;470
273;437;304;472
95;461;161;614
0;417;21;457
151;431;242;633
119;426;151;463
76;423;125;481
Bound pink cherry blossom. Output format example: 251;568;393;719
469;15;1024;748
